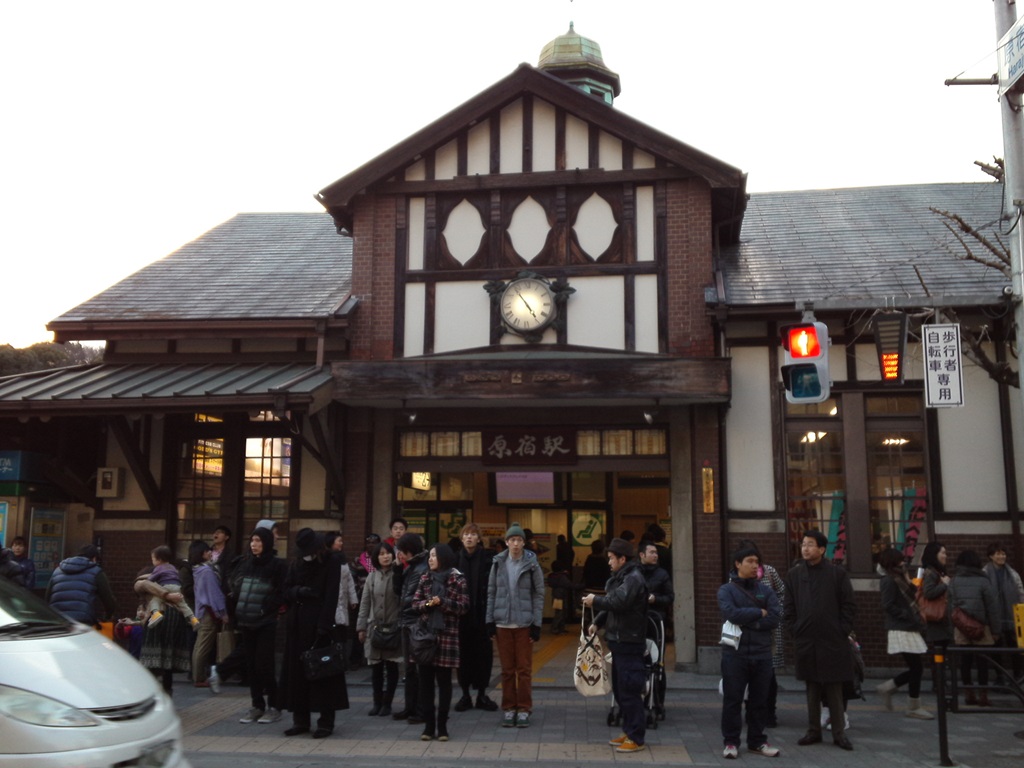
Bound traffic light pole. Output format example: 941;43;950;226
994;2;1024;508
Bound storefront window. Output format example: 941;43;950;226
177;436;223;543
242;436;291;525
784;391;929;572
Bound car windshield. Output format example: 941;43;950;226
0;577;71;631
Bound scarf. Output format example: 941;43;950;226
426;567;450;631
889;565;921;622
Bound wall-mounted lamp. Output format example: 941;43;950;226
643;410;657;425
407;411;418;425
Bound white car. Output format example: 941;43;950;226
0;576;190;767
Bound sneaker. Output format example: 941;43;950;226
723;744;739;759
502;710;517;727
516;711;530;728
609;733;629;746
257;707;281;724
615;738;646;753
148;611;164;628
207;666;221;695
239;707;263;724
749;743;780;757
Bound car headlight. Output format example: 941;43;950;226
0;684;100;727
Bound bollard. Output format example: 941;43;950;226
934;650;955;767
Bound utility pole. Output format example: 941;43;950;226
994;1;1024;535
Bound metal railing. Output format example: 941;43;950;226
932;645;1024;766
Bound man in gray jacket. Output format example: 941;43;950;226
485;522;544;728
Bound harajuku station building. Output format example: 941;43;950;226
0;27;1018;669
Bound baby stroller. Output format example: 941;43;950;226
606;612;667;729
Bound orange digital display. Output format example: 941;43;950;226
881;352;901;381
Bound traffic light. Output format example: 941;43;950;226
873;312;907;385
780;322;831;403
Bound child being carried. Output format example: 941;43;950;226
135;545;200;630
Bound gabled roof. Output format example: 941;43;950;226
718;182;1011;309
316;63;747;240
49;213;353;340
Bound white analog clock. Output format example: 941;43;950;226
500;277;556;333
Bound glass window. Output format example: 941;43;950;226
785;427;846;565
867;429;927;564
242;436;291;525
177;437;223;542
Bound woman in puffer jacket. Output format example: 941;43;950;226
948;549;1000;706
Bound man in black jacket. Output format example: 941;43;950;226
583;538;648;754
454;523;498;712
784;529;856;751
393;532;429;722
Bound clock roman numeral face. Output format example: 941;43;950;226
500;278;556;334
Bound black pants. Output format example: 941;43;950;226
418;663;452;732
894;652;924;698
401;627;421;715
457;621;494;696
241;622;279;711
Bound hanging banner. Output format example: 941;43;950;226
922;324;965;408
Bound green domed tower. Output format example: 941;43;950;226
538;22;621;105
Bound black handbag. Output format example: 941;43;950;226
370;622;401;651
409;621;437;665
300;642;346;681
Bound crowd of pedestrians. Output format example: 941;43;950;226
3;517;1023;759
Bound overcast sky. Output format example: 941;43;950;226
0;1;1010;348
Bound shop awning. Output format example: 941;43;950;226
0;362;335;418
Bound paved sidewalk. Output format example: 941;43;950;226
175;632;1024;768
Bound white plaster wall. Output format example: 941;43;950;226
636;185;654;262
467;120;490;176
634;150;655;169
433;282;491;353
403;283;425;357
599;131;622;171
435;139;458;180
726;347;776;510
408;198;425;270
500;100;523;174
300;445;327;510
938;354;1008;512
533;99;556;172
102;419;164;512
634;274;659;353
565;114;589;170
566;275;624;349
404;159;426;181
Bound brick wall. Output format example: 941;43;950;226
664;179;715;358
350;196;397;361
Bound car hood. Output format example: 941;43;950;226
0;625;161;708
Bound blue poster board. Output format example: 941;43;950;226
29;508;66;589
0;500;7;546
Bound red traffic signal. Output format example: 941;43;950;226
782;324;824;359
780;322;830;403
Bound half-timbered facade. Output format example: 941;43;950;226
0;27;1019;671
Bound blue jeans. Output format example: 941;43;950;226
721;652;772;748
609;640;646;745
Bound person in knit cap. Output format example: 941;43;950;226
485;522;544;728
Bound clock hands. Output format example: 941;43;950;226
515;288;539;321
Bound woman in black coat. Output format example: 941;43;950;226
279;529;348;738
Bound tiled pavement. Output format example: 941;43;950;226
175;631;1024;768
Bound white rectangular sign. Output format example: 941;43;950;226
998;16;1024;96
922;323;964;408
